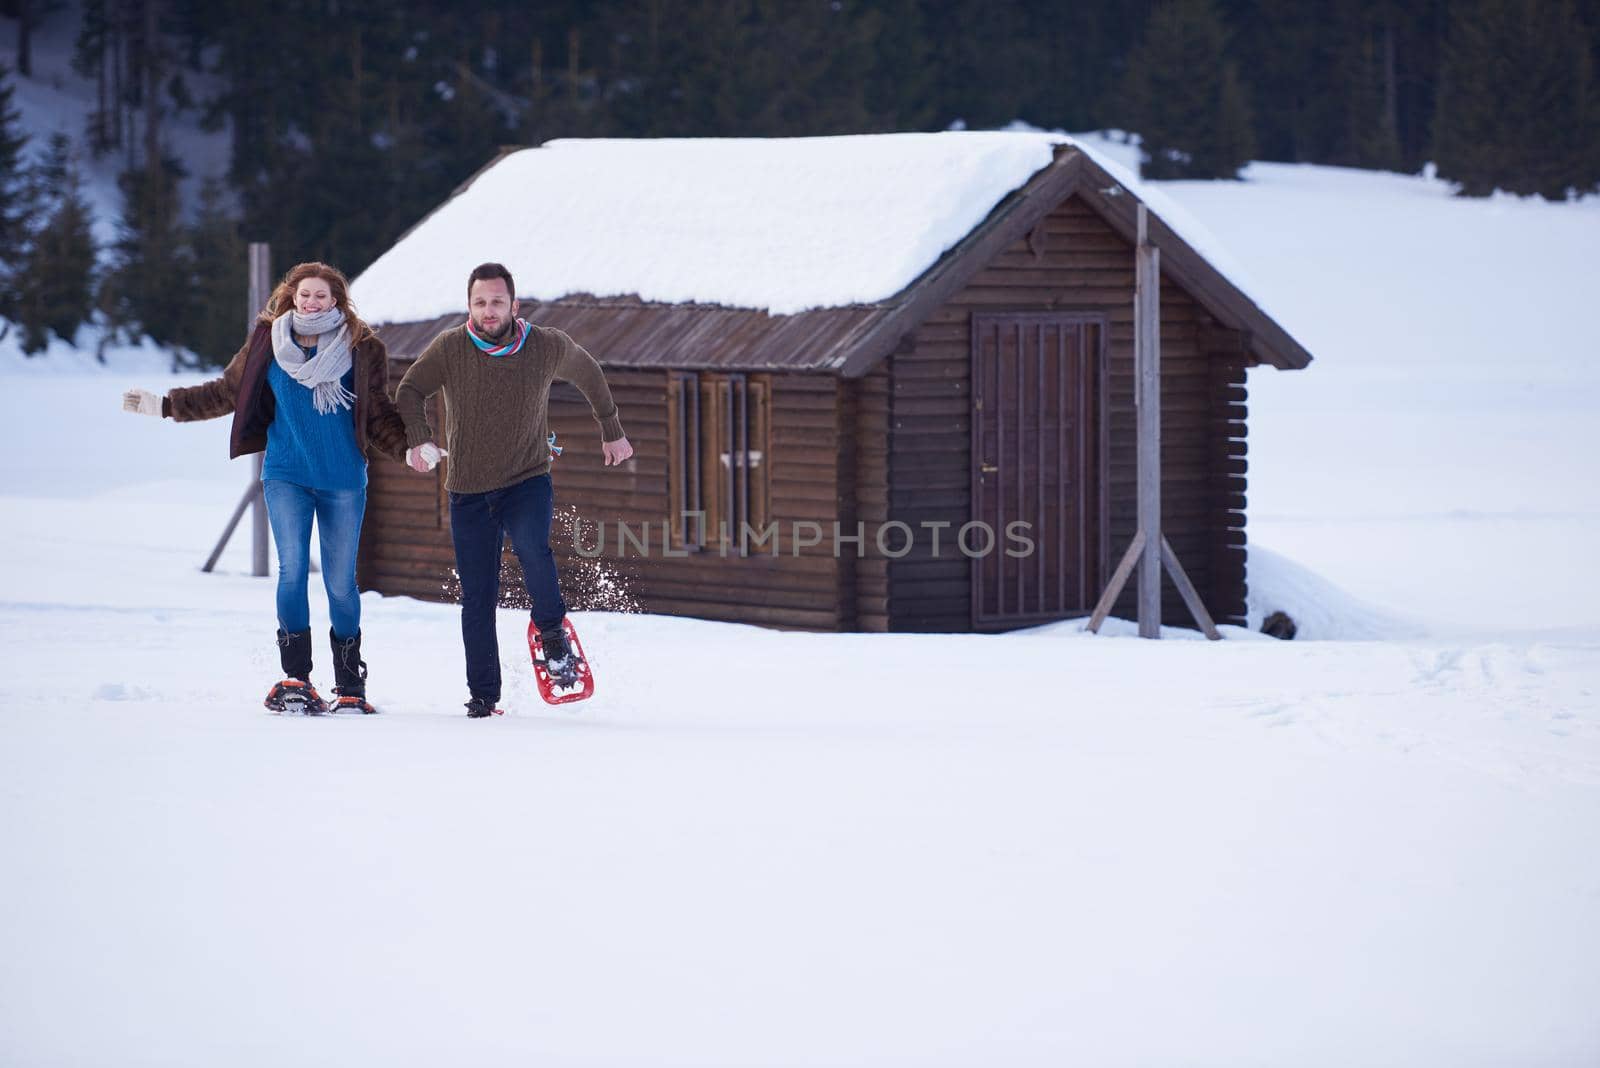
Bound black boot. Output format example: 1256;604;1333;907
538;624;580;687
465;695;500;718
279;628;313;681
541;628;571;665
329;629;376;714
265;629;325;714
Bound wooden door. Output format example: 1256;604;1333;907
970;313;1106;630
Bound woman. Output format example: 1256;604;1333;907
122;262;409;714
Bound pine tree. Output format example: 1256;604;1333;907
605;0;882;138
1204;64;1256;176
0;64;32;323
740;0;878;135
1012;0;1155;134
605;0;760;136
182;179;246;367
921;0;1033;130
1121;0;1256;179
863;0;937;130
72;0;118;155
1435;0;1596;197
102;155;192;346
1343;17;1404;171
16;135;96;354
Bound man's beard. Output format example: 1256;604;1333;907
474;314;515;341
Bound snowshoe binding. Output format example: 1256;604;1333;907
528;618;595;706
265;678;327;716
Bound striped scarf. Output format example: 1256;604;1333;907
465;317;530;356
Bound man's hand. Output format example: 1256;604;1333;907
122;389;161;417
603;436;634;467
407;442;447;472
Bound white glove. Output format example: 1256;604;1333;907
407;442;448;472
122;388;162;417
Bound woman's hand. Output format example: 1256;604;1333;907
407;442;447;472
122;389;162;417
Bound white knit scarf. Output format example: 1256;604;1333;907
271;307;356;415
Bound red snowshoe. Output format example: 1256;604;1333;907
264;678;327;716
330;694;378;714
528;618;595;705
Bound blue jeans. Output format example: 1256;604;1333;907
262;480;366;639
449;474;567;702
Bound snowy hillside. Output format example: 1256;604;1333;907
2;128;1599;1066
0;9;231;250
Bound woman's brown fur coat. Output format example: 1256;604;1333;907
165;321;409;462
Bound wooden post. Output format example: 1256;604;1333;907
248;244;270;577
203;243;272;576
1135;205;1162;638
1086;203;1221;640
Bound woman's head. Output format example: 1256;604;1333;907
291;273;334;315
260;262;371;339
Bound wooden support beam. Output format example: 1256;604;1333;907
1160;536;1221;640
1087;204;1224;641
1085;529;1145;634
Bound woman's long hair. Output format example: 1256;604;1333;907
257;261;375;345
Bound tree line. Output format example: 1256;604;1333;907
1;0;1596;363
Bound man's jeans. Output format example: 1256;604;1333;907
449;474;567;702
261;480;366;639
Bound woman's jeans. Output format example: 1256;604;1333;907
262;479;366;640
449;473;567;702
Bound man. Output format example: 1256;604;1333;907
397;262;633;718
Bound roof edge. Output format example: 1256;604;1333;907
833;149;1088;378
1066;153;1313;371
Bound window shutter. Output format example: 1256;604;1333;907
664;371;772;555
667;372;702;549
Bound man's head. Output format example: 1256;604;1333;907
467;262;518;337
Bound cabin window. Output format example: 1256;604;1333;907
667;372;770;552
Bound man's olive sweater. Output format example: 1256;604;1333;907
395;323;625;494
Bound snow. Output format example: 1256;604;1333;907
2;398;1598;1063
349;130;1309;341
3;139;1600;1064
1244;544;1430;641
352;132;1069;320
0;316;190;380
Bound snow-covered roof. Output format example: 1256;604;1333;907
352;131;1311;371
353;132;1067;322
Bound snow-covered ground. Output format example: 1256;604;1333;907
1070;132;1600;634
3;143;1599;1062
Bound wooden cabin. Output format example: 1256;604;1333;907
355;136;1311;633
